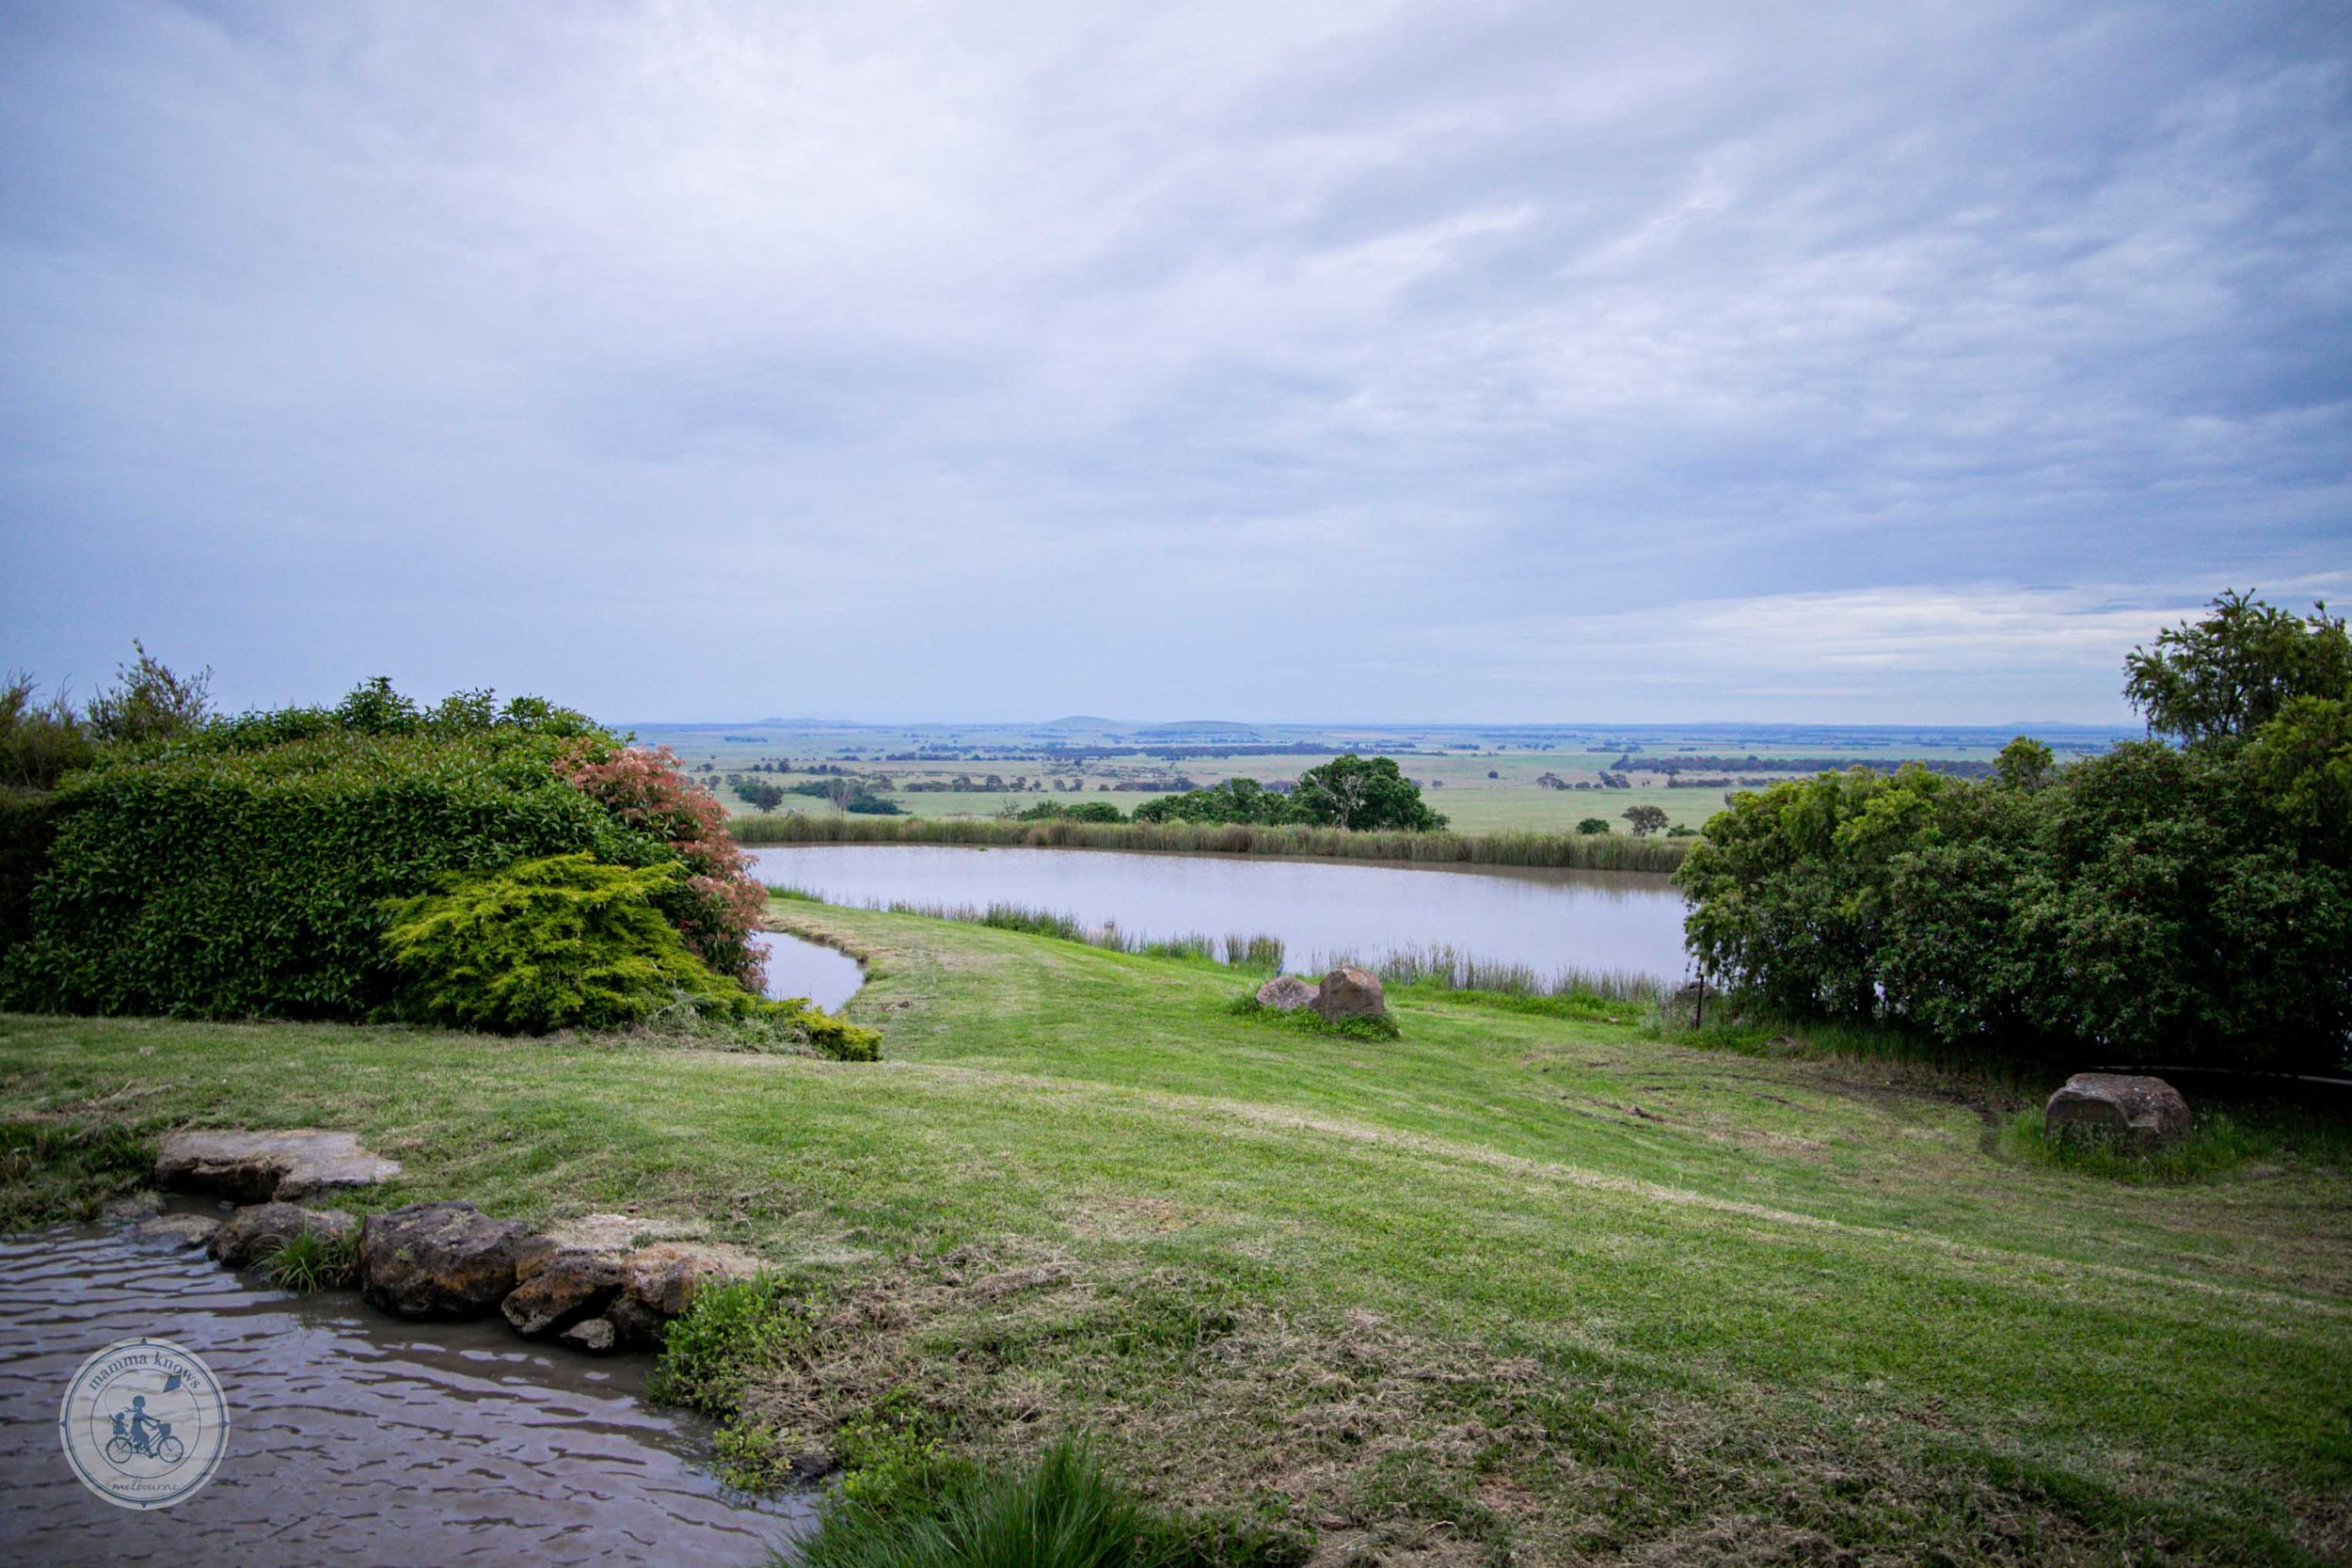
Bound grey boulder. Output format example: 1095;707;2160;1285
559;1317;619;1354
502;1233;629;1337
1254;974;1316;1012
1312;965;1387;1022
360;1200;531;1318
208;1202;358;1269
2044;1073;2192;1147
129;1213;222;1251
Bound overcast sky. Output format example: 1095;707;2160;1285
3;2;2345;724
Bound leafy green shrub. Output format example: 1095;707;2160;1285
0;789;63;961
1;673;95;791
1576;817;1611;834
1677;593;2352;1072
648;1273;818;1414
0;678;787;1025
1016;800;1126;824
382;853;763;1033
0;720;650;1018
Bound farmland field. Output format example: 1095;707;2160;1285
631;720;2136;836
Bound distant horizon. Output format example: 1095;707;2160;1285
622;715;2145;737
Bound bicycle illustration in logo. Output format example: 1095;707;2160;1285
103;1395;187;1468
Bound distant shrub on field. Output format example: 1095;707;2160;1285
1016;800;1126;824
1136;755;1444;832
1576;817;1611;834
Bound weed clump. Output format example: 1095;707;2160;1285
799;1436;1309;1568
1226;996;1401;1041
0;1117;154;1227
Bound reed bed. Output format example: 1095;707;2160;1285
836;894;1667;1001
731;813;1689;874
1349;942;1666;1004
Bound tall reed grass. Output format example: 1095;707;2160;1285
858;895;1668;1000
732;812;1689;873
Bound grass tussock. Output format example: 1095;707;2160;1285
733;813;1690;873
262;1225;358;1293
1995;1106;2352;1183
798;1437;1310;1568
0;1114;155;1229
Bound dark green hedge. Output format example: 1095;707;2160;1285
0;730;670;1020
0;790;63;962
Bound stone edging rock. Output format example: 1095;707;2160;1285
127;1129;758;1355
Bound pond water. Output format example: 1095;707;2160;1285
748;845;1691;983
750;928;865;1011
0;1218;810;1566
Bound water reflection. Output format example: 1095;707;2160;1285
749;845;1689;980
750;928;865;1011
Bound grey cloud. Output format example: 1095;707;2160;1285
1;0;2344;721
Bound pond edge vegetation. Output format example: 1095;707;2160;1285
735;811;1692;873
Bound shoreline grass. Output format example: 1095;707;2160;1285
731;811;1691;873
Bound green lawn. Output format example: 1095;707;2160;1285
4;903;2344;1564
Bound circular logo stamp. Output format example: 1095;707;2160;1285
56;1338;229;1510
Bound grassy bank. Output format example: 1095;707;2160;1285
731;812;1691;873
3;902;2346;1564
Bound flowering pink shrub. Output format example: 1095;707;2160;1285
554;740;768;990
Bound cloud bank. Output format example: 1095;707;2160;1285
2;1;2345;721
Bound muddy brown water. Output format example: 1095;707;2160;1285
0;1217;810;1565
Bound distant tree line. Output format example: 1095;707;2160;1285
1135;755;1446;832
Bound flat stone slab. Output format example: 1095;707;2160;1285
127;1213;221;1251
156;1129;402;1203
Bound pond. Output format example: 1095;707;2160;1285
747;845;1691;984
0;1218;809;1566
749;928;865;1011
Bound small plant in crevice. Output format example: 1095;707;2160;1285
262;1226;358;1293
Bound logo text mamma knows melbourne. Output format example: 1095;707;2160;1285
57;1338;230;1509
